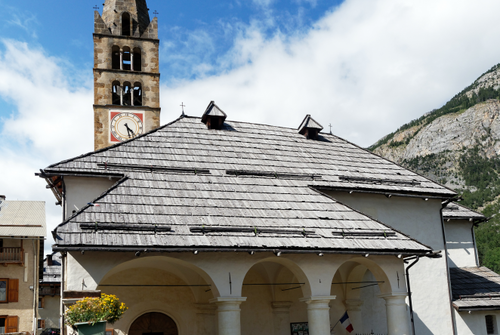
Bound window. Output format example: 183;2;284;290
112;46;120;70
0;280;6;303
112;82;121;105
1;316;18;333
123;82;132;106
122;13;131;36
122;47;131;71
487;315;497;334
38;319;45;329
38;296;45;309
133;83;142;107
133;48;141;72
0;279;18;303
0;316;5;333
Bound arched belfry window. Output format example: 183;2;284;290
123;82;132;106
112;81;121;105
122;13;131;36
111;46;120;70
133;83;143;106
133;48;142;72
122;47;131;71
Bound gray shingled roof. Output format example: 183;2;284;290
443;203;486;222
0;200;46;237
451;267;500;311
42;253;61;283
44;116;456;254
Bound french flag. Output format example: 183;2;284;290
340;311;354;333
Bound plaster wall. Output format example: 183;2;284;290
455;310;500;335
0;239;39;333
444;220;477;268
64;176;118;221
39;295;60;329
326;191;455;335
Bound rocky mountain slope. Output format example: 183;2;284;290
369;64;500;272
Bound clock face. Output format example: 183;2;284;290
110;111;144;142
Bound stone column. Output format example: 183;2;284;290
300;296;336;335
119;50;123;70
196;303;217;335
130;53;134;71
345;298;363;332
131;84;134;106
380;293;410;335
272;301;292;335
210;297;247;335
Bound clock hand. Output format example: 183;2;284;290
124;123;135;138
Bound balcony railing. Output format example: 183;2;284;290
0;247;24;264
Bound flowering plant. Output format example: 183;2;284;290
65;294;128;326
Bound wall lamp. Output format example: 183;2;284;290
318;253;324;257
193;250;199;255
135;251;141;257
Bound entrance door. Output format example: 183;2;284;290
129;312;178;335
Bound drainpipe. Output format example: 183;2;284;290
405;256;419;335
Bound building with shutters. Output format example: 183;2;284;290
0;196;46;334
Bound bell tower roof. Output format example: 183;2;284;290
101;0;152;37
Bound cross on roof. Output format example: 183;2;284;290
329;123;332;135
153;10;159;17
93;5;100;10
180;102;186;116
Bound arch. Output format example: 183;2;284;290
123;82;132;106
133;47;142;72
133;82;143;106
129;312;178;335
112;81;121;105
122;47;131;71
122;13;131;36
111;46;120;70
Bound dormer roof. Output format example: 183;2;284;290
201;101;227;129
298;114;323;134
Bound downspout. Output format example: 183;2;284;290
61;252;66;335
440;203;458;335
405;256;419;335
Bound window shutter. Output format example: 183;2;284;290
6;316;18;333
40;296;45;308
39;319;46;329
8;279;19;302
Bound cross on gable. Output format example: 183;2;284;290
153;10;159;17
93;5;100;10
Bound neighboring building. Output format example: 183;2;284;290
38;253;62;332
443;203;500;335
0;196;46;334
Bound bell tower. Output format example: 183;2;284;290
93;0;161;151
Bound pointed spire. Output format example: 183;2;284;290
100;0;152;37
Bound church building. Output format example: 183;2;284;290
38;1;500;335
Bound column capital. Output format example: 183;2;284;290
300;295;336;304
210;297;247;305
379;292;408;303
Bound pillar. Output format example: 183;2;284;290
131;53;134;71
380;293;410;335
345;298;363;332
210;297;247;335
119;50;123;70
131;84;134;106
272;301;292;335
300;296;336;335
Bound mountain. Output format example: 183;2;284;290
369;64;500;272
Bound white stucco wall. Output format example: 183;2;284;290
63;176;118;220
326;191;455;335
444;220;477;268
455;310;500;335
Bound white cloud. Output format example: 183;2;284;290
0;40;93;254
161;0;500;147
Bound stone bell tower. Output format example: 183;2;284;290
93;0;161;151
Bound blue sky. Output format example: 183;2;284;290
1;0;500;252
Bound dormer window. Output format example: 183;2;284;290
298;114;323;140
201;101;227;130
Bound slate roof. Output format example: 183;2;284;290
42;253;62;283
44;116;457;254
443;203;486;223
450;267;500;311
0;200;46;237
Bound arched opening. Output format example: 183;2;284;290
122;47;131;71
122;13;131;36
133;48;142;72
330;260;392;335
123;82;132;106
133;83;143;106
240;258;311;335
112;81;121;105
129;312;178;335
112;46;120;70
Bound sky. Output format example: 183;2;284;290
1;0;500;254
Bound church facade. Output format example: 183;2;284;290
38;1;500;335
